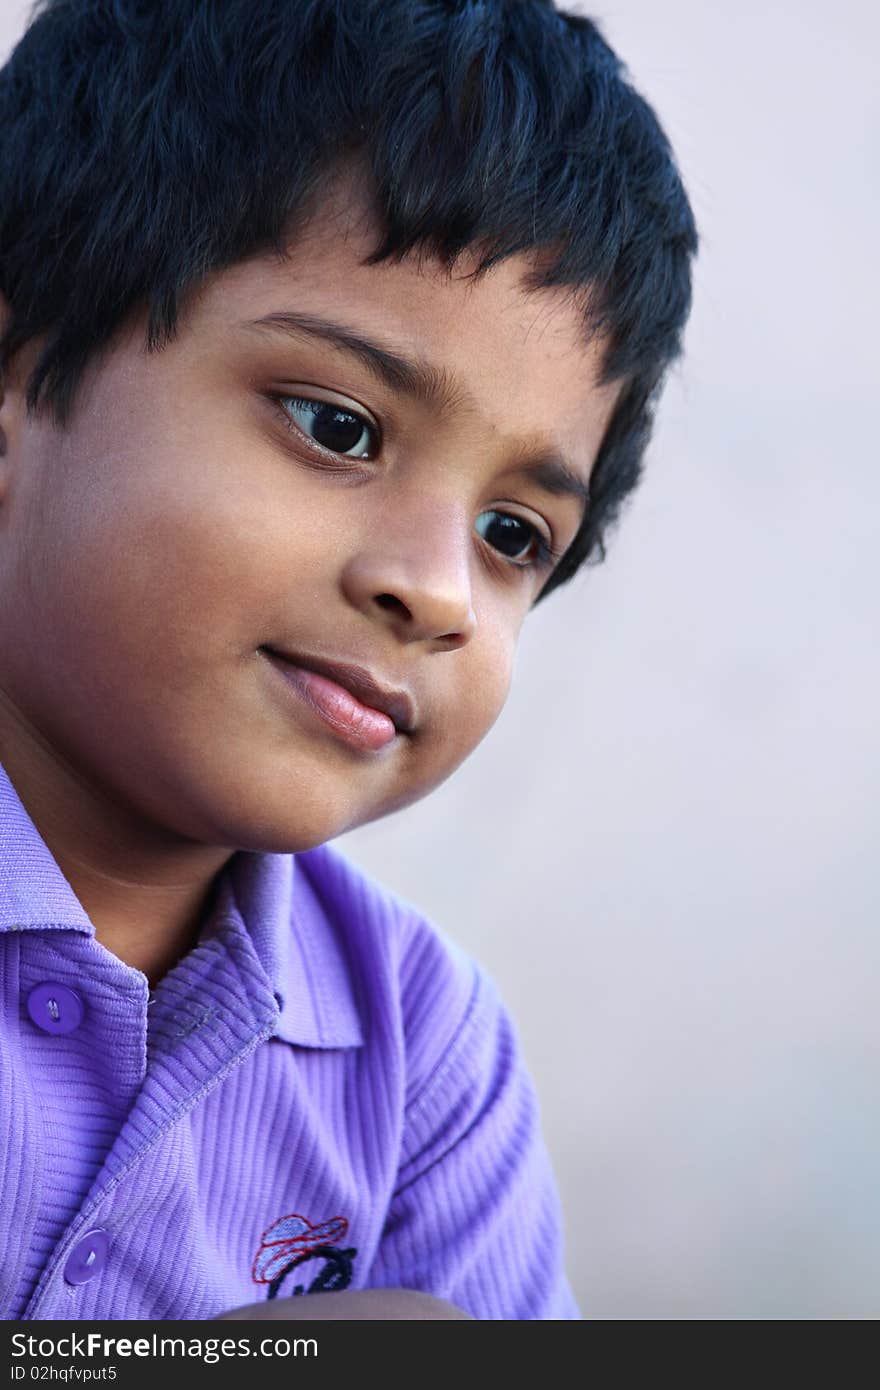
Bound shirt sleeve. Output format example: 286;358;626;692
367;948;582;1320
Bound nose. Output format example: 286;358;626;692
341;492;477;646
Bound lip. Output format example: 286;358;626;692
262;646;417;737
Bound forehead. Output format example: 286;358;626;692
184;169;620;460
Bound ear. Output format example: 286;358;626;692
0;291;8;463
0;290;29;471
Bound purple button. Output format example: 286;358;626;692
64;1229;109;1285
26;981;85;1035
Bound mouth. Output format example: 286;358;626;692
260;647;416;753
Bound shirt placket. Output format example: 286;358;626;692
21;916;279;1320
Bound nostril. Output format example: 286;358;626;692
375;594;408;614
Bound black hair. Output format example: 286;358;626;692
0;0;697;604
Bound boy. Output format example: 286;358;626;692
0;0;696;1321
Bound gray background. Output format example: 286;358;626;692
2;1;877;1318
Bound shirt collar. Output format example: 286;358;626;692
0;758;363;1049
223;847;363;1049
0;760;94;935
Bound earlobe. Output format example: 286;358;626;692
0;288;11;463
0;365;12;499
0;370;7;463
0;288;24;474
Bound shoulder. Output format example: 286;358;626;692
294;840;491;1103
290;846;579;1320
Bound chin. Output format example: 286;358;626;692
217;782;373;855
218;808;352;856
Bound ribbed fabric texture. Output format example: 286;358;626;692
0;758;580;1320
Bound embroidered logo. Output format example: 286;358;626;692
252;1212;358;1300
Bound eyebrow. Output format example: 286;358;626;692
242;310;593;522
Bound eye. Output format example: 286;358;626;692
476;511;560;571
279;395;379;458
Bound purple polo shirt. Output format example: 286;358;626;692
0;758;580;1320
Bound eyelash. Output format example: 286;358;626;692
274;394;565;574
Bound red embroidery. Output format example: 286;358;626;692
252;1212;350;1285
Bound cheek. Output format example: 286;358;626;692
441;639;515;758
9;429;255;697
389;650;512;815
52;421;315;654
475;652;514;734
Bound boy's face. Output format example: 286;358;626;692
0;172;619;859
